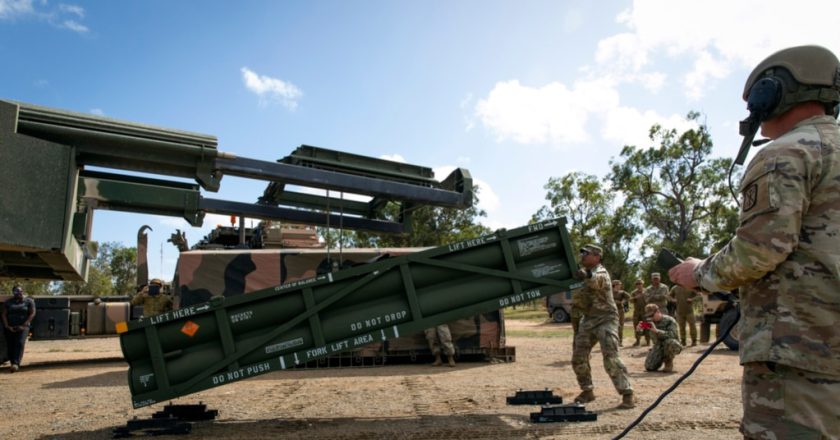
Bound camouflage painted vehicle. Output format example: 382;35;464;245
173;229;512;365
545;291;573;323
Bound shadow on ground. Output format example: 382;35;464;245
35;413;625;440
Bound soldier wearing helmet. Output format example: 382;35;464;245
670;45;840;439
569;244;635;410
131;278;173;318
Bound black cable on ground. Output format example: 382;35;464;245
612;308;740;440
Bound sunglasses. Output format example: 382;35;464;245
579;250;590;256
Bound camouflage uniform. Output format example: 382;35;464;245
612;287;631;344
644;283;670;316
424;324;455;357
643;314;682;371
571;264;632;397
570;283;590;335
631;286;650;345
694;115;840;439
131;285;173;317
669;285;698;346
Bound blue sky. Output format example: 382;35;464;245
2;0;839;281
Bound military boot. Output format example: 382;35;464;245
447;356;456;368
618;392;636;409
432;354;442;367
632;338;640;347
663;359;674;373
691;340;697;347
574;390;595;403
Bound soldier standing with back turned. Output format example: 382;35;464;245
569;244;635;409
630;279;650;347
669;284;698;346
612;280;631;346
669;45;840;439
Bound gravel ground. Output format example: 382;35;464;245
0;319;742;439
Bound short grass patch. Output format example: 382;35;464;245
503;307;549;321
506;328;575;338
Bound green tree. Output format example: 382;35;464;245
0;280;54;296
353;186;491;248
532;172;640;285
59;264;112;296
58;241;137;296
607;112;737;263
599;203;643;286
110;246;137;295
532;172;612;249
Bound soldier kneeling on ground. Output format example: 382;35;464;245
637;304;682;373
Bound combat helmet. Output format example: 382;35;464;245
149;278;163;286
742;45;840;121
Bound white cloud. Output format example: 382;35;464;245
58;4;84;18
0;0;33;19
684;50;730;101
379;154;406;163
60;18;87;33
89;108;105;116
597;0;840;99
434;166;499;214
240;67;303;110
0;1;89;33
475;78;619;146
473;0;840;150
601;106;695;148
638;72;666;93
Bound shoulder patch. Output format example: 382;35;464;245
742;183;758;212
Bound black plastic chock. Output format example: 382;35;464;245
506;389;563;405
530;403;597;423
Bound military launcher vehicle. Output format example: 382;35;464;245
0;98;471;361
171;222;513;366
0;100;581;408
120;218;580;407
0;99;472;281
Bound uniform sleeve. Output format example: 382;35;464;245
695;140;817;292
585;269;610;291
658;318;679;341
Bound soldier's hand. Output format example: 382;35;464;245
668;257;703;289
574;268;588;280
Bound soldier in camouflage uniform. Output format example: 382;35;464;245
630;279;650;347
570;244;635;409
669;45;840;440
638;304;681;373
612;279;631;346
669;284;698;346
424;324;456;367
644;273;670;316
570;281;587;336
131;278;173;317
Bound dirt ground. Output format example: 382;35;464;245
0;319;743;440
